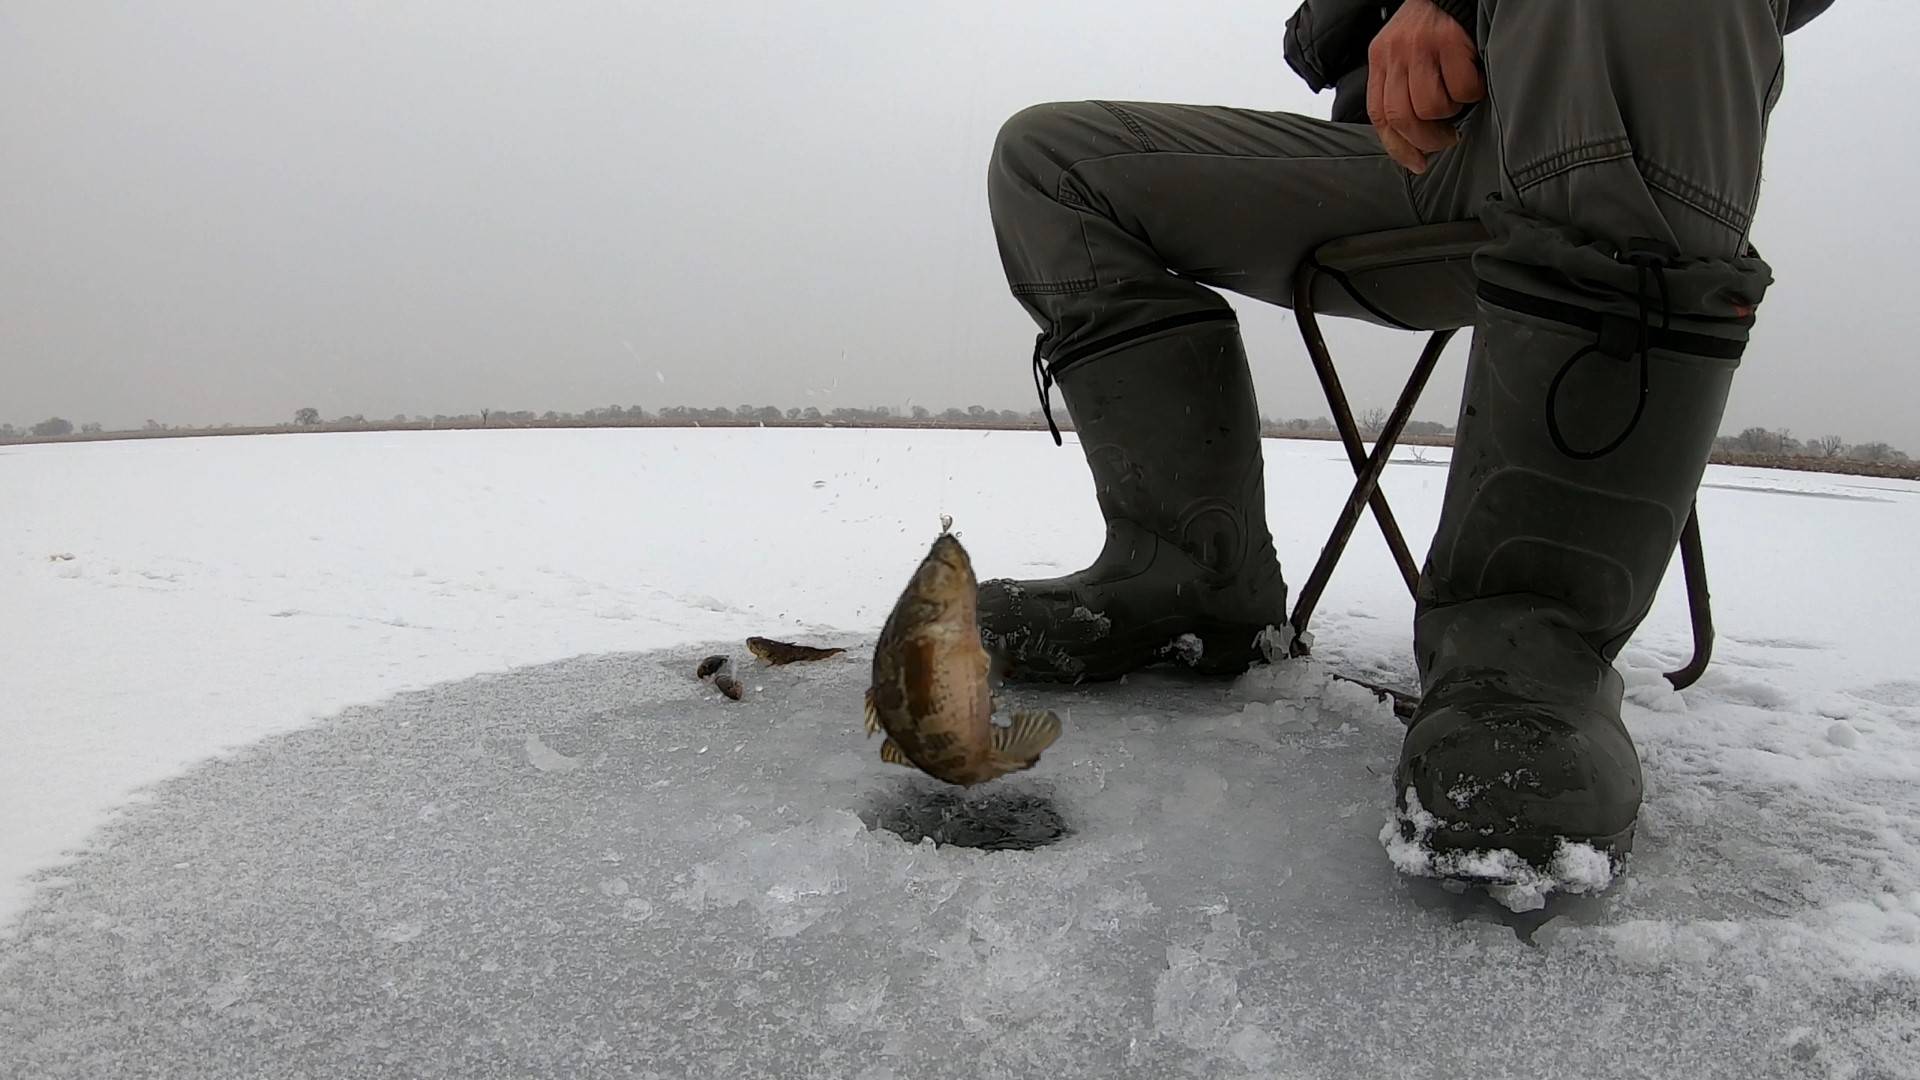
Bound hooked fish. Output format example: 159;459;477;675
864;528;1061;786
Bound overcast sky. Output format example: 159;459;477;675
2;2;1913;449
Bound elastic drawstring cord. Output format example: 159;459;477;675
1027;309;1239;448
1544;239;1676;461
1030;334;1062;445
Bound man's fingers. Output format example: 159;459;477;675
1439;45;1486;104
1409;55;1457;121
1365;0;1483;173
1379;125;1428;174
1374;68;1428;175
1366;52;1386;130
1378;127;1428;173
1367;51;1415;169
1383;66;1457;156
1395;115;1459;154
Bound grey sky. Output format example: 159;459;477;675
2;2;1913;449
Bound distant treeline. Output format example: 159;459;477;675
6;403;1450;441
4;407;1914;479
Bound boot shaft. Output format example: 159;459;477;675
1046;315;1277;584
1419;200;1771;667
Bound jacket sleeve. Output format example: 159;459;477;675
1282;0;1390;93
1424;0;1477;31
1785;0;1834;33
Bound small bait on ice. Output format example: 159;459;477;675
745;637;847;665
695;654;745;701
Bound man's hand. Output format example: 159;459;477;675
1366;0;1485;174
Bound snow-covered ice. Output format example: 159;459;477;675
2;427;1918;1077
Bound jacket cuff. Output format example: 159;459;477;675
1425;0;1477;31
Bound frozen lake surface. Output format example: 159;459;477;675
3;428;1916;1077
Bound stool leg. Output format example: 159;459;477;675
1287;326;1455;648
1292;269;1429;592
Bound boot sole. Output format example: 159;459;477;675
1417;818;1635;874
1382;799;1635;899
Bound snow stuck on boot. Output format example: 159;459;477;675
1381;787;1618;913
1162;632;1204;666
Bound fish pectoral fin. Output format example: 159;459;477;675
863;688;881;737
879;738;913;767
991;709;1062;765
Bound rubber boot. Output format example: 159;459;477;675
978;314;1289;682
1393;201;1773;875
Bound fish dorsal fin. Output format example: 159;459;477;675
991;709;1062;764
879;738;912;767
863;687;881;736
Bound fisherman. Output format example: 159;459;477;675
976;0;1832;872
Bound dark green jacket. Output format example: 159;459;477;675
1284;0;1836;124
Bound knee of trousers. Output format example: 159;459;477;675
987;101;1129;237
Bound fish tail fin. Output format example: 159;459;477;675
990;709;1062;770
863;688;881;737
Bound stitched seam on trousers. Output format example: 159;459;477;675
1639;156;1752;235
1093;100;1157;152
1398;147;1424;223
1741;47;1787;247
1050;148;1408;286
1053;147;1395;206
1485;38;1519;199
1509;136;1634;192
1010;278;1098;297
1077;210;1100;287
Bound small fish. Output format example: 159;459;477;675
864;530;1061;786
695;654;730;679
713;672;745;701
746;636;846;665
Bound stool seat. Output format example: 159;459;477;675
1305;221;1488;332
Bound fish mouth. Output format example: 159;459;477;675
926;533;973;572
911;534;979;603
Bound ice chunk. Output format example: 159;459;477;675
673;812;866;938
1152;944;1240;1049
1254;624;1293;664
